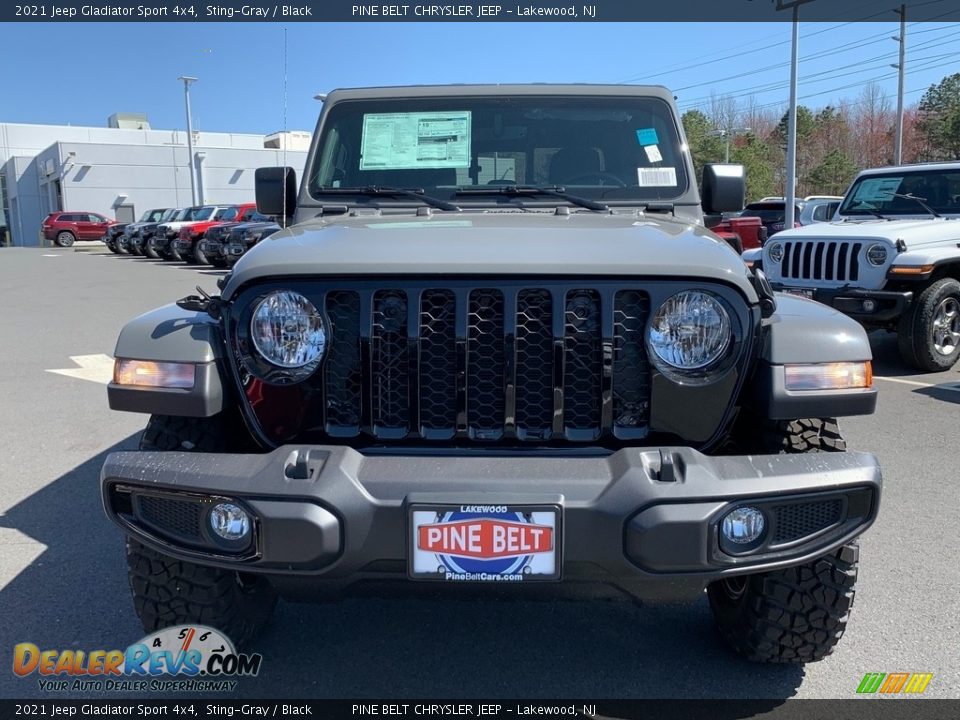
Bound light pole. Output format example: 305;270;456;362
708;128;752;163
776;0;817;230
892;4;906;165
178;76;198;206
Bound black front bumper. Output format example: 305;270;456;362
101;446;881;601
774;284;912;323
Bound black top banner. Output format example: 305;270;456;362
4;0;960;23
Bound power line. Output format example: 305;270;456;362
676;37;960;109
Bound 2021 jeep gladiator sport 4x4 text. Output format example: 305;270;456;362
102;85;881;663
745;162;960;372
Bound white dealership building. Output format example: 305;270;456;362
0;117;309;247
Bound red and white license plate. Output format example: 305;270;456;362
409;504;560;581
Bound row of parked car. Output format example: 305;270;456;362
100;204;281;267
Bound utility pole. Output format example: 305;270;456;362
892;5;906;165
776;0;817;230
178;76;198;205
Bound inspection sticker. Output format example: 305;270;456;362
636;127;659;146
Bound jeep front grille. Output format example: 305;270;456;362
780;240;861;282
315;283;652;443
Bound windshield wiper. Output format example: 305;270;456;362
850;202;889;220
453;185;610;212
315;186;461;211
884;192;942;218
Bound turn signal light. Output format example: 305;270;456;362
113;359;195;389
784;362;872;391
889;264;934;276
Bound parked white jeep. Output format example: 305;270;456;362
745;162;960;371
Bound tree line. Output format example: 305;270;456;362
682;72;960;202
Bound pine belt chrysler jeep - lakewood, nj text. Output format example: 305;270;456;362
101;85;882;663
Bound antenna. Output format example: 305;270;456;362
282;27;288;228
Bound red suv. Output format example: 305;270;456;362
42;212;116;247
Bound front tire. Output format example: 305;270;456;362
708;543;858;663
126;414;275;647
55;230;76;247
709;417;858;663
142;241;159;259
192;240;211;266
898;278;960;372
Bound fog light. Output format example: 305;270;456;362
721;507;766;545
209;503;250;541
862;299;877;313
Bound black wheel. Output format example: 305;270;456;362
55;230;76;247
106;240;120;254
127;414;275;647
897;277;960;372
116;239;131;255
210;255;228;268
166;243;183;261
708;417;857;663
142;241;159;259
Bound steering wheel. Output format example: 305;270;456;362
559;171;627;188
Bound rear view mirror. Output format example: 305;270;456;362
255;166;297;221
702;164;745;214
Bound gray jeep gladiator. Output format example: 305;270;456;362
102;85;881;663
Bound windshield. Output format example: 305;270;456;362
160;209;177;222
192;207;216;221
839;169;960;216
308;95;688;205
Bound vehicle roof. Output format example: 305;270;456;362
323;84;676;103
856;161;960;175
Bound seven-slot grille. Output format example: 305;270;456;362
779;240;862;282
319;285;652;443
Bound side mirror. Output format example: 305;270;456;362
701;163;745;214
255;166;297;221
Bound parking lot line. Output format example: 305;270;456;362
874;375;960;391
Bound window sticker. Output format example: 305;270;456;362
635;127;659;146
360;111;472;170
637;167;677;187
850;177;903;204
643;145;663;163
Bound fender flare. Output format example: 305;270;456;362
109;304;228;417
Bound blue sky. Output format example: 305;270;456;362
1;21;957;134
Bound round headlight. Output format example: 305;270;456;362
767;241;784;264
251;291;327;370
866;243;888;266
648;291;732;372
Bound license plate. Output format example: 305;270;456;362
783;287;814;299
409;504;561;582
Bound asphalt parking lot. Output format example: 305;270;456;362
0;245;958;701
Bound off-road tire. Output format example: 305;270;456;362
116;240;131;255
210;255;228;268
192;240;211;266
55;230;76;247
897;277;960;372
128;414;274;646
142;241;159;259
709;417;857;663
127;538;276;649
708;542;858;663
